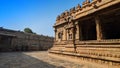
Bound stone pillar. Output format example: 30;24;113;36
71;27;74;40
66;29;69;40
95;16;103;40
62;26;67;41
65;29;67;40
75;22;79;40
54;29;57;41
75;21;83;41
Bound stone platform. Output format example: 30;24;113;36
49;40;120;68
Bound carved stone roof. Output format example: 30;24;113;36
54;0;120;26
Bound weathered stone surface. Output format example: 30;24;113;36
50;0;120;68
0;51;103;68
0;28;54;51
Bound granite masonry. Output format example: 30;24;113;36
0;27;54;51
49;0;120;68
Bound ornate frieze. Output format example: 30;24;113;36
55;0;117;26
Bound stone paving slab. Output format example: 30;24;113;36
0;51;101;68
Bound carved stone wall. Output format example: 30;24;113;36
50;0;120;68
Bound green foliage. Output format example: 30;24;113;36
24;28;33;33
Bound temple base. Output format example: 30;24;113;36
49;40;120;68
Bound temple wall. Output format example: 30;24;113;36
0;28;54;51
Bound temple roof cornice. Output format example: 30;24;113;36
55;0;120;26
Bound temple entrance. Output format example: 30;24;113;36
101;10;120;39
79;18;97;40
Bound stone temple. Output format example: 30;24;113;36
49;0;120;68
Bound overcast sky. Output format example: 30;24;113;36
0;0;84;36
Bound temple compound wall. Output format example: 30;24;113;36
0;28;54;51
49;0;120;68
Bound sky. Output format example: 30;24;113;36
0;0;84;37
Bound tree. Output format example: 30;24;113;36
24;28;33;33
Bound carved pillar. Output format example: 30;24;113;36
66;29;69;40
75;21;79;40
71;27;74;40
65;29;67;41
75;21;83;41
63;26;67;41
95;16;103;40
54;29;57;41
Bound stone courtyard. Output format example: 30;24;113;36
0;51;104;68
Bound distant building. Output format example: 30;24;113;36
50;0;120;67
0;27;54;51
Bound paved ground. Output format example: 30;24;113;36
0;51;100;68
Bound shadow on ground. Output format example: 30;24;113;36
0;52;65;68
